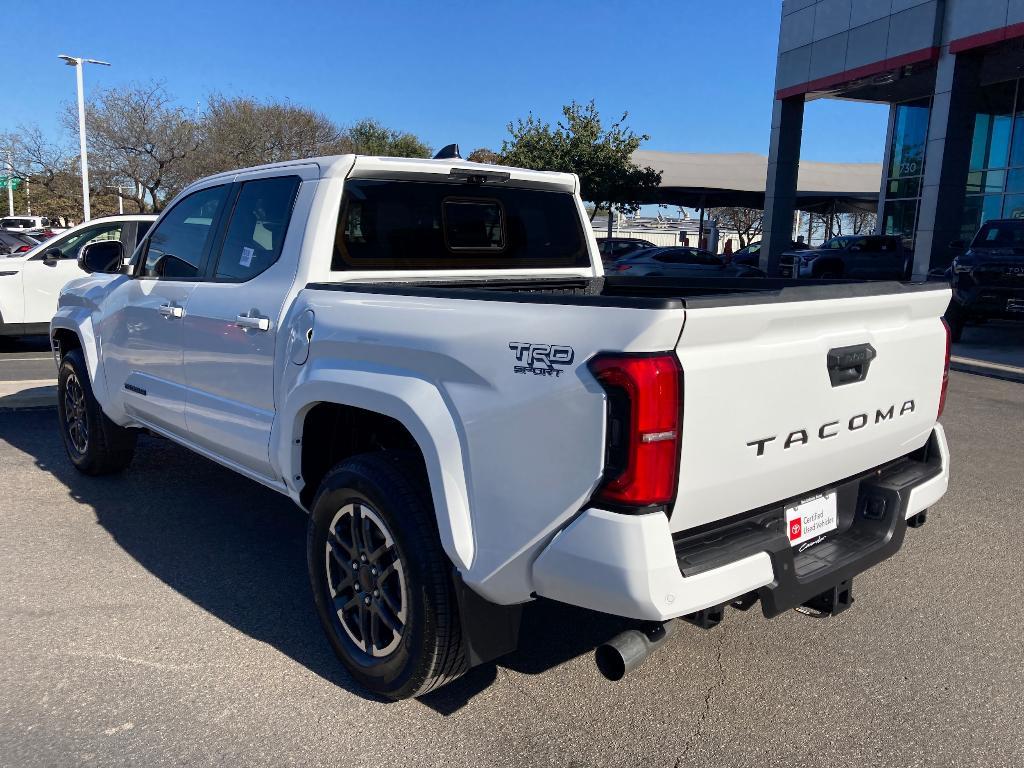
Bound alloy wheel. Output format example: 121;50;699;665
324;501;408;658
63;372;89;455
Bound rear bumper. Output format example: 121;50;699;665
532;424;949;621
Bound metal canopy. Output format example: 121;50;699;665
631;150;881;212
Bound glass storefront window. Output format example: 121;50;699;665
961;194;1003;240
888;100;930;179
969;80;1015;171
882;199;919;242
883;99;930;246
965;170;1006;195
1002;194;1024;219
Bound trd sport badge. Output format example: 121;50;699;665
508;342;575;377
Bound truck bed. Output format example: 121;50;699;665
306;275;945;310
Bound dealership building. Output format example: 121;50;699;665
764;0;1024;275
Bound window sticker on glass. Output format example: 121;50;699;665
240;246;254;267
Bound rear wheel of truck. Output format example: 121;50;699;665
57;349;136;475
307;452;467;700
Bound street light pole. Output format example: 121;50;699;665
58;54;110;223
5;152;13;217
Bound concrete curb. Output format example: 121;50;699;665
950;356;1024;384
0;380;57;410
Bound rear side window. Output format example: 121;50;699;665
213;176;301;282
332;179;589;270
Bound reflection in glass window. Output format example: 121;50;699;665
888;101;930;179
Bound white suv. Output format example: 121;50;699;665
0;214;155;336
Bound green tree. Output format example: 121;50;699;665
344;119;431;158
499;100;661;219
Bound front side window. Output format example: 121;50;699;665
44;223;124;259
333;179;589;270
213;176;300;282
141;185;229;279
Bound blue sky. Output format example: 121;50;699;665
6;0;889;164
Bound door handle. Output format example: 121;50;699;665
158;303;184;319
826;343;876;387
235;312;270;332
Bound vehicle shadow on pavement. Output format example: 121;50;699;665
1;410;626;714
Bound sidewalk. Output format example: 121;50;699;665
951;321;1024;383
0;380;57;410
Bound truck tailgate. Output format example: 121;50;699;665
671;286;950;533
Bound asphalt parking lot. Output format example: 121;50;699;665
1;371;1022;768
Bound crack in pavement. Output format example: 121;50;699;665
674;626;728;767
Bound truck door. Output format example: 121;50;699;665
181;169;310;478
100;184;231;435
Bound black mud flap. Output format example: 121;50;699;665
452;572;523;667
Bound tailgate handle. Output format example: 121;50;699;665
826;344;876;387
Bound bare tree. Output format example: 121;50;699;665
467;147;501;164
68;82;200;212
847;210;877;234
708;206;763;247
1;128;86;221
189;95;348;178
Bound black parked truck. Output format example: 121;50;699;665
945;219;1024;341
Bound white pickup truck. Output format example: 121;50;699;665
51;154;952;699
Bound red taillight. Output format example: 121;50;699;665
588;353;683;509
938;318;951;419
612;264;633;272
15;245;30;253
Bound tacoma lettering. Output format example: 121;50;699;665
747;399;916;456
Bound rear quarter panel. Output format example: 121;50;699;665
278;288;684;603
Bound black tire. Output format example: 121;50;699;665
57;349;136;475
307;452;467;700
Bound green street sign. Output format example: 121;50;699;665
0;176;21;190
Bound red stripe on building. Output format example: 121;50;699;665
775;46;940;100
949;22;1024;54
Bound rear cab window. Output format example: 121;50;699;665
974;220;1024;247
332;179;590;270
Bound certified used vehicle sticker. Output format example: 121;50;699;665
785;491;838;548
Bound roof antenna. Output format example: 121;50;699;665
433;143;461;160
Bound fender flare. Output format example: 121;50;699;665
49;312;113;411
276;367;475;571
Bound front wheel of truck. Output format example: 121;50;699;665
307;452;468;700
57;349;136;475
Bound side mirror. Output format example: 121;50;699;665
78;240;125;274
42;247;62;264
